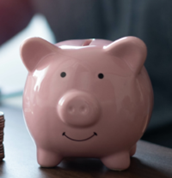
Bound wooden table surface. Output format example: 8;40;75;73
0;105;172;178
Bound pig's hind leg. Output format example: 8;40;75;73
101;151;130;171
37;148;62;167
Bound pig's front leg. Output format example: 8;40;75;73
37;148;62;167
101;151;130;171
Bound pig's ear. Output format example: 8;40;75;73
20;37;58;72
104;37;147;74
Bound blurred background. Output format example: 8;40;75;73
0;0;172;148
0;14;55;106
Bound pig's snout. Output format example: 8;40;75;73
57;90;100;127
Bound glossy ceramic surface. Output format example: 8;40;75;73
21;36;153;170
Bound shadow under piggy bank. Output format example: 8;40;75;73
39;157;170;178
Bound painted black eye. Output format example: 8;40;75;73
61;72;66;78
98;73;104;79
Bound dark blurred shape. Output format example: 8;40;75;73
142;123;172;148
0;0;34;45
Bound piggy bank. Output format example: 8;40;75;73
21;36;153;170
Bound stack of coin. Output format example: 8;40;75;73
0;112;5;160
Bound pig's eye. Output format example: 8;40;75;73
61;72;66;78
98;73;104;79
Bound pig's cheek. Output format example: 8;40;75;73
23;75;37;110
31;77;59;108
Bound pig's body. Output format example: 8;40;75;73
21;37;153;170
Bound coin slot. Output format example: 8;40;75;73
82;39;93;46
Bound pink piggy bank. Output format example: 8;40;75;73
21;36;153;170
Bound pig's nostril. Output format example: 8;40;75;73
81;106;86;111
68;106;75;114
80;105;88;115
68;105;89;115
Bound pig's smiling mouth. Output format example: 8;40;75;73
62;132;97;142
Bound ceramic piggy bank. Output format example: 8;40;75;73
21;36;153;170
